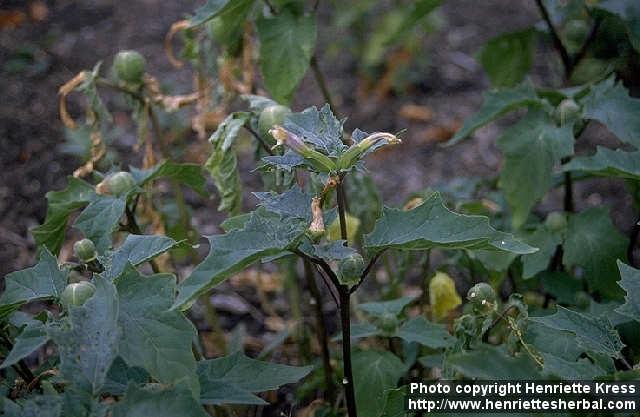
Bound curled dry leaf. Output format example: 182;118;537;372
73;129;106;178
164;19;190;69
58;71;87;129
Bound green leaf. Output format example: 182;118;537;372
113;384;208;417
381;387;413;417
74;196;127;252
525;321;583;361
359;297;416;319
102;357;149;396
32;177;96;254
446;345;541;379
521;225;563;279
530;306;625;358
0;320;48;369
198;352;312;405
115;266;199;395
18;396;63;417
594;0;640;52
448;80;540;144
562;208;627;298
616;261;640;322
310;240;357;261
173;209;306;309
205;113;249;214
105;234;178;279
0;248;66;307
581;77;640;148
131;160;208;197
395;316;455;349
201;0;255;46
283;104;345;156
352;350;405;417
362;0;441;67
257;12;316;104
364;193;536;254
541;352;607;379
497;110;574;228
477;28;535;87
50;276;119;395
254;185;312;220
564;146;640;180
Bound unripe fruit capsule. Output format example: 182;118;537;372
113;50;146;84
96;171;136;196
467;282;496;313
73;238;97;262
60;282;96;308
338;253;365;286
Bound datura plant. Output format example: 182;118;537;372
4;0;640;417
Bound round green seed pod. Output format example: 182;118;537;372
467;282;497;313
97;171;136;196
544;211;567;232
258;105;290;140
60;282;96;308
338;253;365;286
379;312;399;334
113;50;146;84
73;238;97;262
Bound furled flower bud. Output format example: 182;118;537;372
429;271;462;321
269;126;337;173
307;196;325;240
337;132;401;170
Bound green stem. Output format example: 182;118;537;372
201;292;227;355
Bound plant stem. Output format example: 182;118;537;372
201;292;227;355
339;288;358;417
335;176;358;417
310;55;338;117
534;0;572;79
627;215;640;267
245;125;275;155
304;259;336;403
336;180;349;244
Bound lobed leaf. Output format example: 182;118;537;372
564;146;640;180
73;196;127;252
352;350;405;417
0;320;48;370
562;208;627;298
364;193;536;254
448;80;541;144
173;209;306;309
529;306;625;358
283;104;345;156
477;28;536;87
115;266;199;395
198;352;312;405
31;177;96;254
497;110;574;229
257;12;316;104
50;276;119;395
581;77;640;148
104;234;179;280
131;160;208;197
112;384;208;417
395;316;455;349
616;261;640;322
446;344;542;379
0;248;66;307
